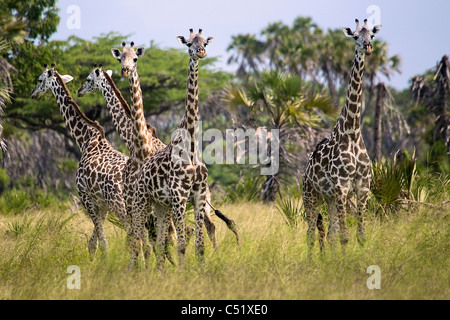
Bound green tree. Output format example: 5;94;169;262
4;32;232;157
227;34;266;79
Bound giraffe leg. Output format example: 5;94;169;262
303;179;322;259
193;185;207;266
317;212;326;252
154;205;172;271
80;193;105;257
129;194;151;270
326;197;340;251
333;192;350;253
356;182;370;246
96;211;109;254
171;198;187;269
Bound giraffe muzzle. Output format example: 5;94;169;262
77;88;86;97
197;51;207;59
121;68;131;77
365;43;373;55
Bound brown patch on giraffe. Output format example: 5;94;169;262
348;102;358;114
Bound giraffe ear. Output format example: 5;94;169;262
342;27;354;37
111;48;121;60
177;36;188;45
135;46;145;58
106;70;113;77
60;75;74;83
372;24;382;34
205;37;214;46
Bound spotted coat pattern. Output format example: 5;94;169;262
128;30;213;270
302;20;382;254
31;66;128;255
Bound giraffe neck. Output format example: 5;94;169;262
128;68;153;162
50;73;103;151
177;57;200;161
100;71;135;154
334;48;365;138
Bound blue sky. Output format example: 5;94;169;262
51;0;450;90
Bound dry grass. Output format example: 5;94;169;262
0;200;448;300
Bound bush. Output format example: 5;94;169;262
0;187;67;215
275;196;304;228
0;168;10;193
223;175;262;203
370;152;417;215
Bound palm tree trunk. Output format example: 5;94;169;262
373;82;386;161
433;55;449;154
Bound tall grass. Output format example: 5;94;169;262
0;196;448;299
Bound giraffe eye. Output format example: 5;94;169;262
371;35;375;39
133;58;138;62
186;43;192;47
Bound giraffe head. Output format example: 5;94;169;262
177;28;214;60
111;42;144;77
342;19;382;55
31;63;74;99
77;65;113;97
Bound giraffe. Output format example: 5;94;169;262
77;65;176;263
302;19;382;255
110;41;240;253
30;64;129;256
127;29;213;270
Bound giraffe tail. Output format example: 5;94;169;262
206;201;241;245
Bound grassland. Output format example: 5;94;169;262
0;196;448;300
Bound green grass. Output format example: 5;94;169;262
0;197;448;299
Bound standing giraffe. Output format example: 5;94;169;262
302;19;382;255
128;29;213;270
77;65;177;263
30;64;129;256
110;41;239;252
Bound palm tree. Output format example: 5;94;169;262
223;71;333;202
373;82;387;161
227;34;266;80
361;39;401;121
317;28;354;106
0;15;27;159
261;21;290;72
413;55;450;155
433;55;450;154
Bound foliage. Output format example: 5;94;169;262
370;152;417;214
275;196;304;228
0;168;10;193
223;175;262;203
223;70;335;202
0;187;68;215
0;0;59;42
3;33;232;151
0;200;448;299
